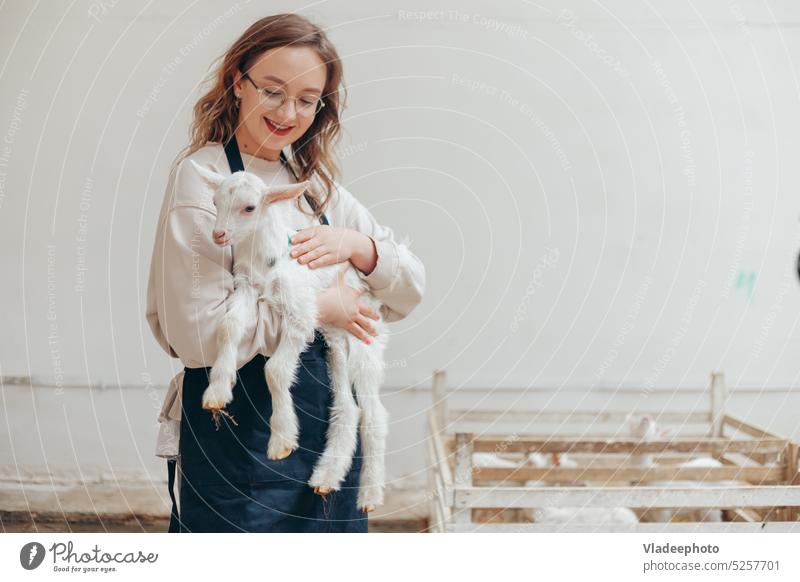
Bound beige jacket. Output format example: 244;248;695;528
146;143;426;458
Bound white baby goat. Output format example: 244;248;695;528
189;161;389;512
469;452;638;525
523;452;639;525
626;414;746;523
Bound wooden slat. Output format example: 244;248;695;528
431;370;447;433
787;442;799;521
433;475;452;523
446;522;800;533
725;508;762;522
453;485;800;509
462;443;781;466
472;465;784;484
426;411;455;524
722;449;779;466
723;414;782;439
709;372;727;437
719;455;779;504
425;433;452;529
785;442;799;485
720;417;781;465
471;437;786;455
561;453;760;467
426;434;454;509
720;452;774;468
471;452;745;467
427;410;453;488
452;433;474;524
738;452;776;465
428;474;448;532
424;460;438;532
449;410;709;424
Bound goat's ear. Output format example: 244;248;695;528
625;413;640;433
189;159;225;190
263;180;311;204
657;427;673;440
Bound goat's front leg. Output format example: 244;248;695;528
202;283;259;419
309;334;360;496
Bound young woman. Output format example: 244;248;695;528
145;13;425;532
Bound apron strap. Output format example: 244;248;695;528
223;135;329;226
167;458;181;533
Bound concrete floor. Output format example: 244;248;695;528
1;514;429;533
0;467;431;533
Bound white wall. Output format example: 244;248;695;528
1;0;799;516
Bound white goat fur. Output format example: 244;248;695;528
190;161;390;511
470;452;638;524
626;414;746;523
522;452;639;525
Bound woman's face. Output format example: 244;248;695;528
233;46;327;160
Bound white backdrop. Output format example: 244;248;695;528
1;0;799;512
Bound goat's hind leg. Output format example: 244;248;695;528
309;335;360;496
352;345;389;512
202;284;257;425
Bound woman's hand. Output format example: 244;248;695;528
316;269;380;344
290;225;377;275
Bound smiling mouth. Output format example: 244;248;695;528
264;117;294;135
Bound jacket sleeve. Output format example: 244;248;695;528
146;162;284;368
334;180;426;323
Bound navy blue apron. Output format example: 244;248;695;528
166;137;367;532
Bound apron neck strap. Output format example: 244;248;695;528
223;134;245;173
223;135;328;226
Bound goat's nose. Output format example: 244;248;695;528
212;229;226;239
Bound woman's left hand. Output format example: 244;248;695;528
290;225;374;271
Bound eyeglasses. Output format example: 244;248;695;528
240;72;325;117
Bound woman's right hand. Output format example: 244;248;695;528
317;269;380;344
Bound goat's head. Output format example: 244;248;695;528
625;413;672;441
189;160;310;247
526;452;552;468
526;452;574;468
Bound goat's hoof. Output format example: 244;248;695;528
267;446;294;460
266;430;298;459
274;448;293;460
362;505;375;513
314;486;331;496
201;383;233;411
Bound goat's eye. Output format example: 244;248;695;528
244;205;256;213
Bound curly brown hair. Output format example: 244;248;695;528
174;13;347;219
